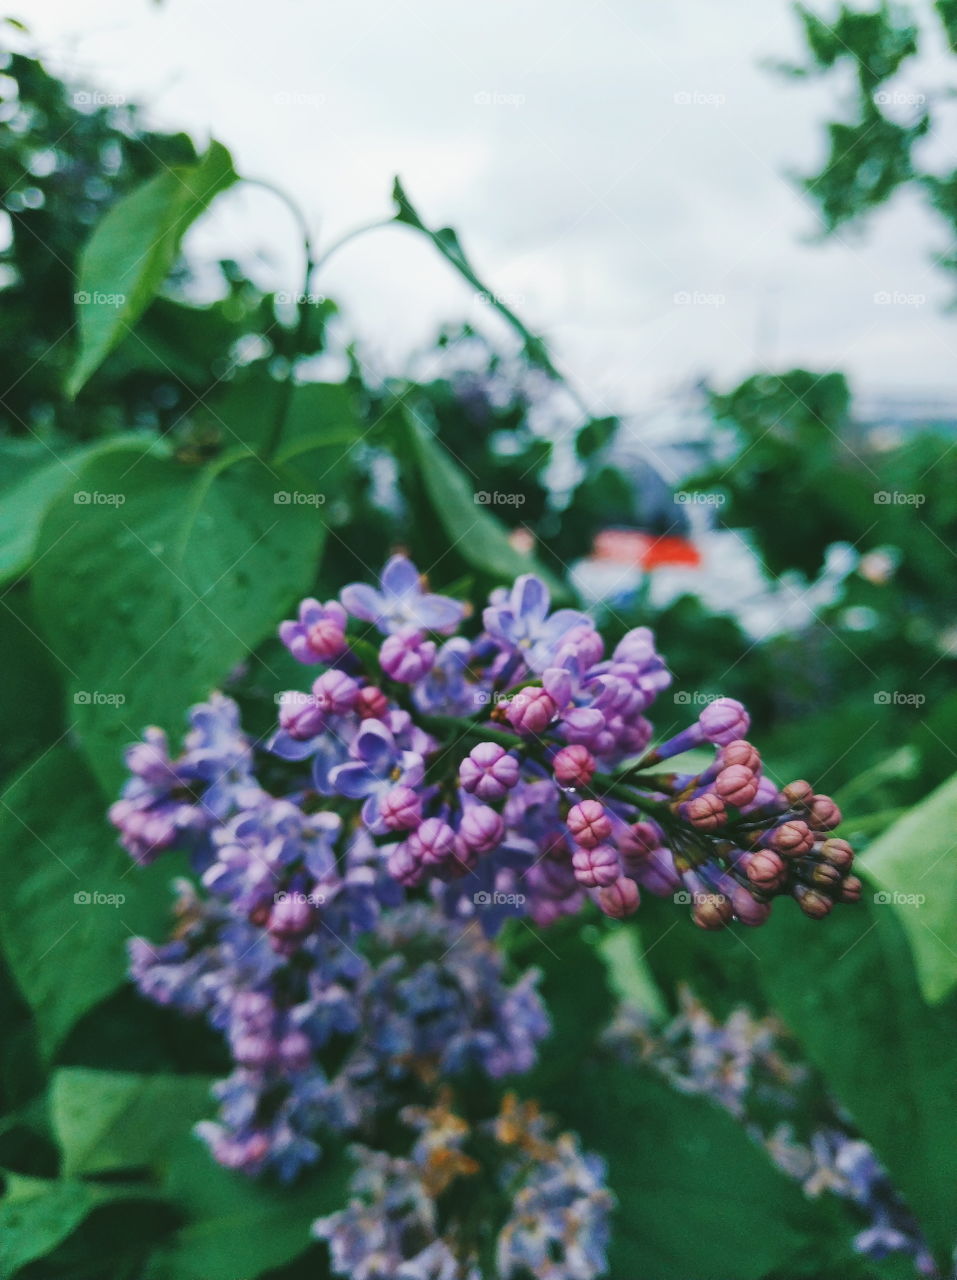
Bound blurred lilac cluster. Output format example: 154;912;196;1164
314;1092;614;1280
112;555;858;935
606;991;935;1275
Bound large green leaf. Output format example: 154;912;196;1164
48;1069;350;1280
0;441;94;585
562;1063;863;1280
863;771;957;1003
0;1173;159;1276
32;442;327;793
67;142;237;397
0;748;176;1058
403;407;564;591
752;898;957;1267
52;1070;213;1177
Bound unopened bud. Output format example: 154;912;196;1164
596;875;640;918
692;892;734;931
839;874;862;903
793;884;833;919
819;837;854;871
807;794;842;831
567;800;612;849
572;843;621;888
682;792;726;832
715;764;759;808
782;780;814;810
745;848;786;891
721;740;761;772
770;820;815;857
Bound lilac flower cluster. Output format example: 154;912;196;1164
606;991;935;1275
314;1092;615;1280
129;872;548;1180
112;557;858;932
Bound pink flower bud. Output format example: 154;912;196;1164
820;837;854;871
745;848;786;891
691;892;734;931
506;687;557;736
840;875;862;904
714;764;759;808
720;739;761;772
572;843;621;888
278;691;325;740
458;805;504;853
408;817;457;866
380;785;422;831
305;617;347;661
596;876;640;918
807;795;842;831
770;820;814;857
730;885;772;927
356;685;389;719
387;841;423;887
553;744;596;787
379;629;436;683
793;884;833;919
277;1030;313;1070
311;669;360;715
459;742;520;800
699;697;750;746
682;793;726;832
567;800;612;849
782;779;814;809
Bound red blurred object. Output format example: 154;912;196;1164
592;529;702;571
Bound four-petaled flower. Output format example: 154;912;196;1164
483;575;590;674
341;555;465;636
330;720;425;829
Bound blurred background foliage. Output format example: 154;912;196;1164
2;4;957;1277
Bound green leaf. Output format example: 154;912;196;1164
747;898;957;1267
0;747;177;1057
0;441;94;585
403;407;565;593
0;1173;158;1276
863;772;957;1003
392;177;558;375
67;142;237;397
562;1063;862;1280
147;1143;350;1280
51;1070;214;1177
32;443;327;794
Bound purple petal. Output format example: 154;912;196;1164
329;761;377;799
266;729;320;762
511;574;550;624
380;555;420;600
354;720;396;772
412;593;465;633
538;608;591;646
340;583;384;623
542;667;573;707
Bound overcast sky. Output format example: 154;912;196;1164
22;0;957;414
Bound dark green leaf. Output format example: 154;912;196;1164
67;142;238;396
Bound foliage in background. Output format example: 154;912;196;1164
1;20;957;1280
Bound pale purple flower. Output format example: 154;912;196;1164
330;720;424;828
340;555;465;635
279;598;348;664
482;574;589;673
